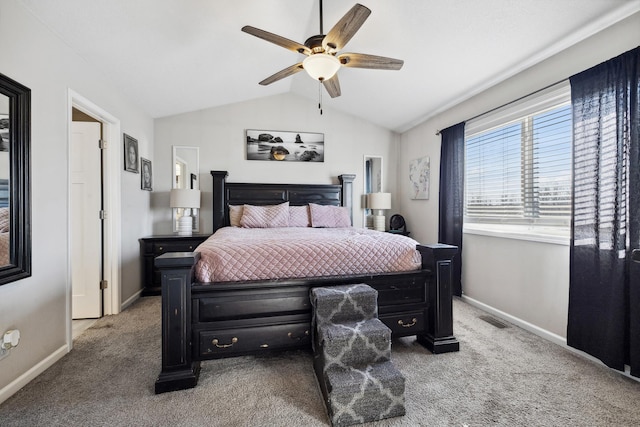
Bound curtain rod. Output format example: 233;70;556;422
434;77;570;136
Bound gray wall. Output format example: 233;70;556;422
0;0;153;400
152;93;400;234
397;12;640;341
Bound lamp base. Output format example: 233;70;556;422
177;215;193;236
373;215;386;232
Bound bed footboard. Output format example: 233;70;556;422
154;244;458;394
417;243;460;353
154;252;201;394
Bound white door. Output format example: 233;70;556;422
71;121;102;319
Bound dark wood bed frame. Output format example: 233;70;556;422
154;170;459;394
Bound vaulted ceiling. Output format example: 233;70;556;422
19;0;640;132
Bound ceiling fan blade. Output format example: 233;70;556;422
337;53;404;70
322;4;371;52
322;74;341;98
242;26;311;55
259;63;304;86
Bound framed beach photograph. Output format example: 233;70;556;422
0;114;8;152
246;129;324;162
123;134;139;173
409;156;430;200
140;158;152;191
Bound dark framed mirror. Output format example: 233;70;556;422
0;73;31;286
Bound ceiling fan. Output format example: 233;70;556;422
241;1;404;99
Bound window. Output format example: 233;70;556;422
464;82;572;240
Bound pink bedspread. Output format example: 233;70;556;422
194;227;422;283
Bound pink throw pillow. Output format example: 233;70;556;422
240;202;290;228
289;205;311;227
0;208;8;233
309;203;351;228
229;205;243;227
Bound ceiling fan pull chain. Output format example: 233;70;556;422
319;82;323;115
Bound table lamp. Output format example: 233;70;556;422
367;192;391;232
170;188;201;236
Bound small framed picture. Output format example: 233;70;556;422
141;158;152;191
124;133;139;173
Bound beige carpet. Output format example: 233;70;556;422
1;296;639;426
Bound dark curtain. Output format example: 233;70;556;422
439;122;465;296
568;46;640;375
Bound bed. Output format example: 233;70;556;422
154;171;459;394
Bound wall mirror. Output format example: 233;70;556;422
363;155;383;229
172;146;200;232
0;73;31;286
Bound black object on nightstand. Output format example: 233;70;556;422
388;214;409;236
139;234;209;296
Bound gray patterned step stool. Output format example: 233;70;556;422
317;319;391;369
324;361;406;426
311;284;406;427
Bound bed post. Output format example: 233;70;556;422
211;170;229;233
154;252;201;394
416;244;460;354
339;174;355;223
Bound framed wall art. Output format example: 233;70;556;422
0;114;8;152
246;129;324;162
123;133;139;173
141;158;152;191
409;156;430;200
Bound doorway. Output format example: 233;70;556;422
67;91;122;345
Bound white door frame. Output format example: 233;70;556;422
67;90;122;349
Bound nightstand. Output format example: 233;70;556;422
139;234;210;296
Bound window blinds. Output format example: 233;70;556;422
465;81;572;227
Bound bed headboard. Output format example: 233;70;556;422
211;171;355;233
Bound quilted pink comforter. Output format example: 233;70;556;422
194;227;422;283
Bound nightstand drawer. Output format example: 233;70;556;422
153;241;200;254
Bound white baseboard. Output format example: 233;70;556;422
121;289;142;311
460;295;640;383
460;295;567;346
0;345;68;405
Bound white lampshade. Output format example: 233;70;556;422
303;53;341;81
367;192;391;210
170;189;200;209
367;192;391;232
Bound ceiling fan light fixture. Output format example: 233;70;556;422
303;53;340;81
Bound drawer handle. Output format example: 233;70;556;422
188;245;194;250
288;330;310;341
212;337;238;348
158;246;163;252
398;318;417;328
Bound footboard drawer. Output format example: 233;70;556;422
380;311;425;337
373;275;427;307
197;322;311;358
195;287;311;321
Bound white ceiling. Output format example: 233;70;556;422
19;0;640;132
